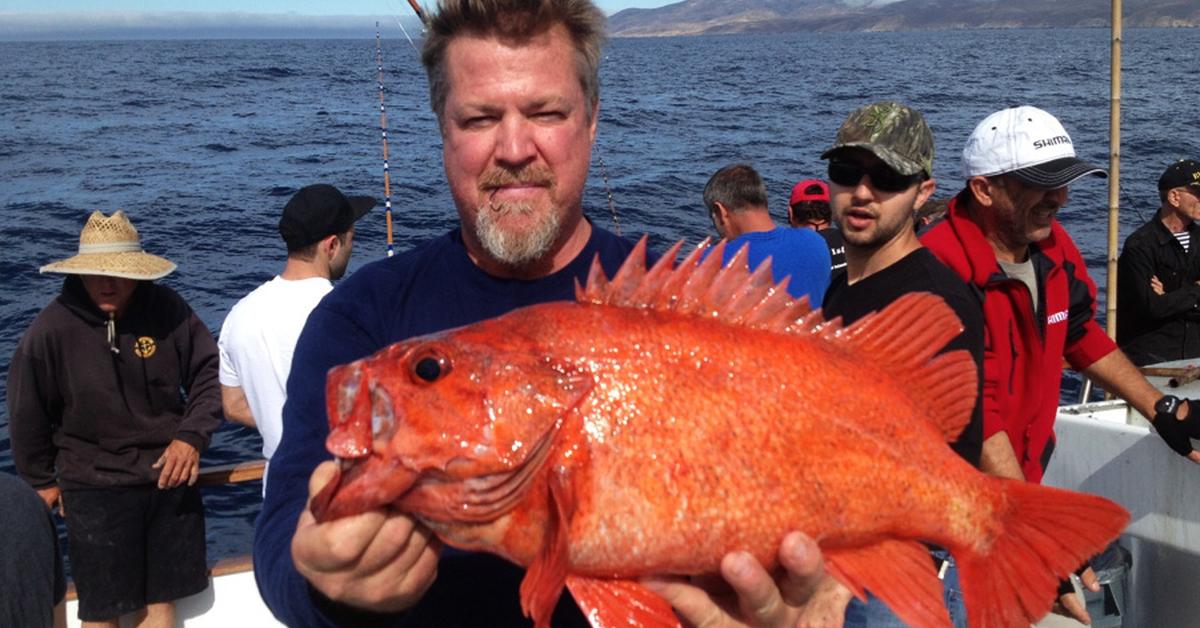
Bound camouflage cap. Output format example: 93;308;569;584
820;101;935;177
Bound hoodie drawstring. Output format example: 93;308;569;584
107;313;120;354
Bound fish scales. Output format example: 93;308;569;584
496;304;966;567
312;238;1129;628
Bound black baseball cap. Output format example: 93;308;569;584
279;184;375;250
1158;159;1200;192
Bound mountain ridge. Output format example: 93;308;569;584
608;0;1200;37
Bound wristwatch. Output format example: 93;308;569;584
1155;394;1182;417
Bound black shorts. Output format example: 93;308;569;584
63;484;208;621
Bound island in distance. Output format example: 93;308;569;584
608;0;1200;37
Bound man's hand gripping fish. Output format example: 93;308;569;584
311;238;1129;628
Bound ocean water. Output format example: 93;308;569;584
1;28;1198;567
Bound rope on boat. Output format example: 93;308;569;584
375;23;396;257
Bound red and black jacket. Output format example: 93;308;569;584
922;194;1116;483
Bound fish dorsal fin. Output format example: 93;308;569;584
841;292;977;442
577;240;974;441
576;237;839;337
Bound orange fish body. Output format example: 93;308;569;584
313;240;1128;628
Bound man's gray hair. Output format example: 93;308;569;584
421;0;606;129
704;164;769;214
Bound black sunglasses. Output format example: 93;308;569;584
828;159;923;193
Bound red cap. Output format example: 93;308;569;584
789;179;829;206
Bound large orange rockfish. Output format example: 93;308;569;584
311;239;1128;628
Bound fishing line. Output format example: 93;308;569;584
375;22;396;257
394;17;421;55
1120;188;1150;225
596;153;621;236
380;0;423;53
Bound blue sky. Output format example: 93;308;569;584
0;1;681;39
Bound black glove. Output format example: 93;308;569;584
1153;396;1194;456
1188;399;1200;440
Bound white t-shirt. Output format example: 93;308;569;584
218;276;332;488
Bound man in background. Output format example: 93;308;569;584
9;210;220;628
923;106;1200;622
1117;159;1200;365
817;100;984;627
705;163;831;303
789;178;847;280
788;178;833;231
218;183;373;491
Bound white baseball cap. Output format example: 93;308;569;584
962;105;1106;189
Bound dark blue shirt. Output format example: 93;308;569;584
253;225;642;627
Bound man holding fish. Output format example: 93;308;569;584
253;1;827;626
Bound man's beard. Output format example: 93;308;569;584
474;200;565;266
473;166;564;267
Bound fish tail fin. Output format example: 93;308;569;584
956;479;1129;627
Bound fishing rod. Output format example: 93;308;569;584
375;22;395;257
406;0;430;27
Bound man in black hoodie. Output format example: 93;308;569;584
7;210;221;628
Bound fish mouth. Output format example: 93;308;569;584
404;417;562;524
309;464;343;522
310;456;417;523
310;414;563;525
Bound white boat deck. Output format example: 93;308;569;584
65;558;282;628
1041;361;1200;628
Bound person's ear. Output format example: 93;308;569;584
968;176;996;208
321;234;340;258
914;177;937;208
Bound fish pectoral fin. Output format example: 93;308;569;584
825;540;950;628
565;576;681;628
519;473;575;628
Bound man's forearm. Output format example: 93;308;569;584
221;385;257;428
1081;350;1162;419
979;432;1025;480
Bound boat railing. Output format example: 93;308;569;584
196;458;267;486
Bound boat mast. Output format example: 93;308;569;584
1106;0;1122;339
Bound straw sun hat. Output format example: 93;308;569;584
40;210;176;280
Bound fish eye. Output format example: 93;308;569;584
415;358;442;382
410;348;450;384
